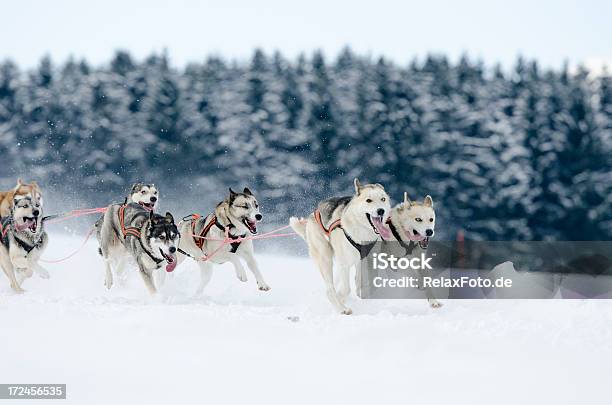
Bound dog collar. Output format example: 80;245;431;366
342;229;377;260
387;220;417;256
214;219;245;253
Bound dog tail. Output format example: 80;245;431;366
289;217;307;240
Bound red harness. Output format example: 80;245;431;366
313;208;377;260
314;209;342;237
191;214;218;249
118;204;141;239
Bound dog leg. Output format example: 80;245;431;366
114;256;128;286
138;267;157;295
0;250;24;293
16;267;33;284
336;264;351;304
242;251;270;291
312;244;352;315
155;267;167;288
354;265;363;298
1;262;24;294
226;255;247;283
104;259;114;290
195;261;214;295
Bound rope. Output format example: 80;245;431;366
35;206;298;264
39;228;96;264
189;224;298;262
44;207;107;224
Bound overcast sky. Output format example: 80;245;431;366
1;0;610;70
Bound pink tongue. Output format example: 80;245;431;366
372;218;392;240
165;257;177;272
16;220;32;231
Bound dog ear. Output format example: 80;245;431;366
229;188;238;203
131;183;142;193
17;178;23;185
164;212;174;224
243;187;253;196
354;178;362;195
423;195;433;208
403;192;411;205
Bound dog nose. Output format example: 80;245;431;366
426;229;433;237
255;214;262;221
377;208;385;216
169;246;176;253
150;196;157;202
33;210;40;217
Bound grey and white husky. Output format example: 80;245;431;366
128;183;159;212
176;187;270;295
387;193;441;308
96;202;179;294
0;194;49;293
94;183;160;288
290;179;392;314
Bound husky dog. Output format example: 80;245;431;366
0;179;42;217
93;183;160;287
290;179;392;314
0;194;49;293
128;183;159;212
176;187;270;294
387;193;441;308
96;203;179;294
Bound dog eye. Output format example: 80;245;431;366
159;235;165;240
415;218;423;222
381;197;386;202
429;218;434;222
366;199;372;203
141;190;146;194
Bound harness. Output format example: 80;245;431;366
117;204;163;265
119;204;142;239
386;218;418;256
313;209;377;260
190;214;245;254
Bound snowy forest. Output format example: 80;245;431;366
0;49;610;241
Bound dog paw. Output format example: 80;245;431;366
104;278;113;290
341;308;353;315
11;284;25;294
429;300;443;309
258;283;271;291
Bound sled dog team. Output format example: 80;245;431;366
0;178;438;314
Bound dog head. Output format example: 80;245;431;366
10;178;43;205
148;211;179;272
11;194;43;235
226;187;262;235
351;178;392;240
129;183;158;211
392;193;435;249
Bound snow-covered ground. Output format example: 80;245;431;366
1;234;611;405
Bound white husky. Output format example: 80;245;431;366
387;193;442;308
290;179;392;314
176;188;271;295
